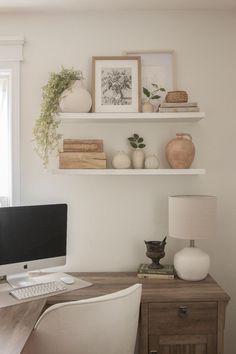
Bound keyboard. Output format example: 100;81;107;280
9;281;67;300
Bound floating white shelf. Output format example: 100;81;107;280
53;169;206;176
58;112;205;124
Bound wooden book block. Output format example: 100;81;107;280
63;139;103;152
59;152;106;169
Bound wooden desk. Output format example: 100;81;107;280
0;273;230;354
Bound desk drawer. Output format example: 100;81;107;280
149;302;217;335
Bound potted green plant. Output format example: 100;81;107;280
142;83;166;112
128;133;146;169
33;67;83;167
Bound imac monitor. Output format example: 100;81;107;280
0;204;67;288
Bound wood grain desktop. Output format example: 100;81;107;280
0;273;230;354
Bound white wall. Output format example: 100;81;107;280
0;10;235;352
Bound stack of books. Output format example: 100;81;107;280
159;102;200;113
137;264;175;279
59;139;106;169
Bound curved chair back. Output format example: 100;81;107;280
22;283;142;354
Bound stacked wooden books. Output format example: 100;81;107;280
159;102;200;113
137;264;175;279
59;139;106;169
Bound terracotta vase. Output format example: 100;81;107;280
59;80;92;113
165;133;195;169
132;149;145;169
142;102;154;113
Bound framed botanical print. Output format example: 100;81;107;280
92;56;141;112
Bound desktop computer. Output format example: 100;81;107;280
0;204;67;288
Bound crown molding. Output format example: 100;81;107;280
0;36;25;61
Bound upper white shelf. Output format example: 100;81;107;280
53;169;206;176
58;112;205;124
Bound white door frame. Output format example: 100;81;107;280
0;37;24;206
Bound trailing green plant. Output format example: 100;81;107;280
128;133;146;149
143;83;165;102
33;67;83;167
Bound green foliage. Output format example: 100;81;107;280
142;83;166;102
128;133;146;149
33;67;83;167
143;87;150;98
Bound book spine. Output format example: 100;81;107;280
64;143;103;152
63;139;103;152
159;107;200;112
160;102;198;108
137;273;174;280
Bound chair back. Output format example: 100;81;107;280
22;283;142;354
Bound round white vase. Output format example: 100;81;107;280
144;155;160;169
174;247;210;281
59;80;92;113
132;149;145;169
112;151;131;169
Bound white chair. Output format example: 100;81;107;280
22;283;142;354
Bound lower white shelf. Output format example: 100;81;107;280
53;169;205;176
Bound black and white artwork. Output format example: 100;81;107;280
101;67;132;106
92;56;141;113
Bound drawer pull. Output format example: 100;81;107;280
150;351;158;354
178;305;188;317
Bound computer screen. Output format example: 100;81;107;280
0;204;67;276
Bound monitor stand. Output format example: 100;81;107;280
7;272;39;288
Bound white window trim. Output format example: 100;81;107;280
0;37;24;206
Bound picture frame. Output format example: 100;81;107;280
125;50;175;110
92;56;141;113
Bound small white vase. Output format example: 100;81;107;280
132;149;145;169
59;80;92;113
112;151;131;169
144;155;160;169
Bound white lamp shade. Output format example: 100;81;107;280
168;195;217;240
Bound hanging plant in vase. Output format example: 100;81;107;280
142;83;166;112
128;133;146;169
33;67;83;167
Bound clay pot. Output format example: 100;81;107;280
165;133;195;169
112;151;131;169
142;102;154;113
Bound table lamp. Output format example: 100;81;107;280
168;195;217;281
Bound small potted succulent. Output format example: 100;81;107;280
128;133;146;169
33;67;84;167
142;83;166;112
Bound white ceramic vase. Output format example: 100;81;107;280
59;80;92;113
112;151;131;169
132;149;145;169
144;155;160;169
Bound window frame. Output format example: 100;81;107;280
0;37;24;206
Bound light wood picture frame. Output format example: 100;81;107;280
125;50;175;110
92;56;141;113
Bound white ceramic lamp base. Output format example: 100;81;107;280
174;247;210;281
